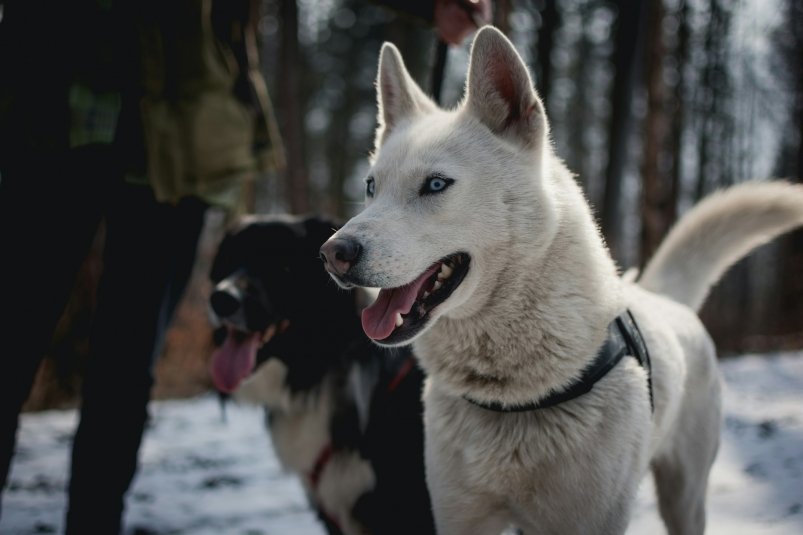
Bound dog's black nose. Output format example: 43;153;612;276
210;288;241;318
320;237;362;276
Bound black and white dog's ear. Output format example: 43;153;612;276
375;42;437;148
210;233;237;284
465;26;549;152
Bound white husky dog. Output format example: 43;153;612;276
320;26;803;535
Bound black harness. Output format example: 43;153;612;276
465;310;653;413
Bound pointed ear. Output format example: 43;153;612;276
375;43;437;147
465;27;548;150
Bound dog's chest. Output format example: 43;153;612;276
425;373;651;503
269;386;334;475
443;411;585;495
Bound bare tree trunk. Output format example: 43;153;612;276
278;0;309;213
600;0;647;261
778;0;803;340
797;19;803;183
493;0;511;35
694;3;715;200
695;0;731;199
567;3;592;192
326;87;356;219
325;1;362;219
535;0;558;107
639;0;674;265
668;0;688;216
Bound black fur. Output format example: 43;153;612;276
209;215;434;535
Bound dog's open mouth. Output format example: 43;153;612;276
209;324;282;393
362;252;470;345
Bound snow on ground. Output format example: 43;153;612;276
2;351;802;535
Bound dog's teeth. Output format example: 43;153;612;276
433;280;443;291
439;264;453;279
395;313;404;327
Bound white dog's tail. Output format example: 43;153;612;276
637;180;803;312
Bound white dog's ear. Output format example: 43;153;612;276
375;42;436;147
465;27;548;150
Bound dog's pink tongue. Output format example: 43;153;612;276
361;265;439;340
210;330;261;393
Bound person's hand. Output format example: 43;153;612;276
434;0;492;45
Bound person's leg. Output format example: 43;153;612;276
65;185;207;534
0;147;110;516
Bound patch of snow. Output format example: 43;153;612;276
2;352;802;534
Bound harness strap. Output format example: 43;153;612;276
387;355;416;394
618;310;653;411
307;443;334;490
464;310;653;413
307;353;416;493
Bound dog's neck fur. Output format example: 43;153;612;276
416;161;624;407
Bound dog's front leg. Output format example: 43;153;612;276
425;458;511;535
424;401;512;535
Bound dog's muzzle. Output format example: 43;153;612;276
320;236;362;279
210;281;242;319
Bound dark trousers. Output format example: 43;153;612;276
0;145;208;534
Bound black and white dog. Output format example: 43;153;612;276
207;215;434;535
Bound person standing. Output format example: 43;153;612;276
0;1;283;532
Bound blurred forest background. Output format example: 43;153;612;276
25;0;803;410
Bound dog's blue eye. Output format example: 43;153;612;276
429;178;447;191
421;174;454;195
366;177;375;198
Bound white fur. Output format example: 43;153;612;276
236;361;334;476
235;361;376;533
236;358;294;411
317;452;376;534
325;26;803;535
639;180;803;311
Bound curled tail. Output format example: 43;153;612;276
638;180;803;312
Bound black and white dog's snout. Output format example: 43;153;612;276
320;236;362;278
210;279;242;319
209;272;275;333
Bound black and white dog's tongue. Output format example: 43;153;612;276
210;329;261;393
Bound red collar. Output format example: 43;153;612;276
307;443;343;531
308;442;334;490
307;356;415;490
306;355;416;529
387;355;415;393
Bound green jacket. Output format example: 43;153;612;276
0;0;284;213
135;0;284;211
